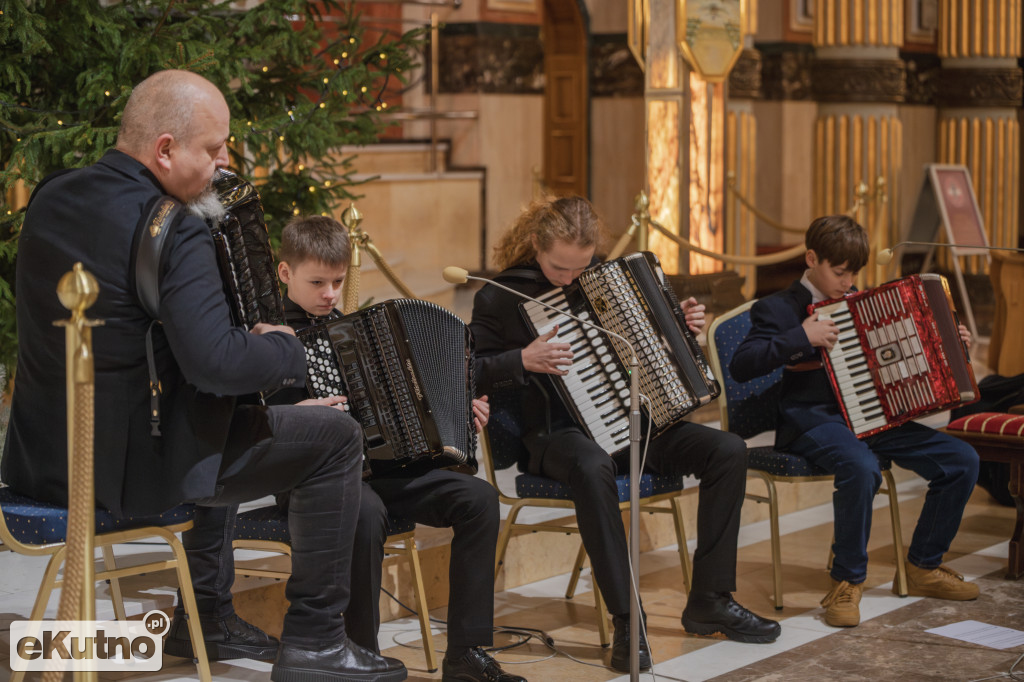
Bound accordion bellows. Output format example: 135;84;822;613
208;168;284;329
298;299;478;477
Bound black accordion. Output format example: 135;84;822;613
208;168;284;328
297;299;478;477
520;251;720;455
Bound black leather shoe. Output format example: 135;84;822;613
681;591;781;643
271;640;407;682
609;614;651;673
163;612;279;661
442;647;526;682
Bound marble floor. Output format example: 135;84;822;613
0;472;1020;682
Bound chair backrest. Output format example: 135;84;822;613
484;390;530;472
707;300;784;440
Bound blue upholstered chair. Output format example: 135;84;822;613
706;299;908;610
481;387;694;647
231;504;438;672
0;486;209;682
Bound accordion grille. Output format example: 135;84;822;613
578;260;696;424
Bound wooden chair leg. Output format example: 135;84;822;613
9;551;67;682
163;529;212;682
671;496;693;592
565;542;587;599
101;545;128;621
494;502;524;580
882;469;908;596
762;475;784;610
403;536;439;673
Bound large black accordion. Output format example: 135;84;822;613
520;251;720;455
208;168;284;328
297;299;478;477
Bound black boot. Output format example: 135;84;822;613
163;612;279;661
271;639;407;682
681;591;781;643
442;647;526;682
610;613;651;673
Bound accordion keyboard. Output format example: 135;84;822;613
523;289;631;454
814;274;973;438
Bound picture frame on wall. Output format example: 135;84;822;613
784;0;814;39
486;0;538;12
905;0;939;48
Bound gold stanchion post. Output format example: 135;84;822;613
47;262;103;682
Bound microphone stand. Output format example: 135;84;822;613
449;270;645;681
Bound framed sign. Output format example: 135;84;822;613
906;164;990;257
904;164;989;339
905;0;939;48
676;0;746;83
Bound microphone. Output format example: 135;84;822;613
877;241;1024;265
442;266;640;365
442;266;470;284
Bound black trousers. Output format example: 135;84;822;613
179;403;364;648
527;420;747;615
346;469;499;652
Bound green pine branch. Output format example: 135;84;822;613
0;0;425;387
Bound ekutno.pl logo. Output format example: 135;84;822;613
9;610;171;672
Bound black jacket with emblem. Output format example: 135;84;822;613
2;150;305;516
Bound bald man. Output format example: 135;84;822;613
2;70;406;682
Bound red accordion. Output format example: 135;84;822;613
810;274;979;438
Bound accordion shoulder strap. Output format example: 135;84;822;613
132;194;184;437
133;195;184;318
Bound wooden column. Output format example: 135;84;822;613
726;4;760;299
644;0;689;274
935;0;1023;274
812;0;904;288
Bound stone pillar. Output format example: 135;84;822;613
812;0;904;287
644;0;689;274
935;0;1022;274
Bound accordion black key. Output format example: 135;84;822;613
520;251;720;455
208;168;284;328
298;299;478;477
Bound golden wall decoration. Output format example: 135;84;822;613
814;108;902;287
676;0;746;83
726;104;757;300
939;0;1022;57
813;0;904;47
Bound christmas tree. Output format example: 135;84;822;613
0;0;422;386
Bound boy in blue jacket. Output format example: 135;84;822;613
730;215;980;628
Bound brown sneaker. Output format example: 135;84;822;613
901;564;979;600
820;579;862;627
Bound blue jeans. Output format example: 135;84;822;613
789;420;978;584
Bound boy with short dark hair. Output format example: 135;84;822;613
730;214;980;628
272;215;526;682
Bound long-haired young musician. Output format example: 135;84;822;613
469;195;781;673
